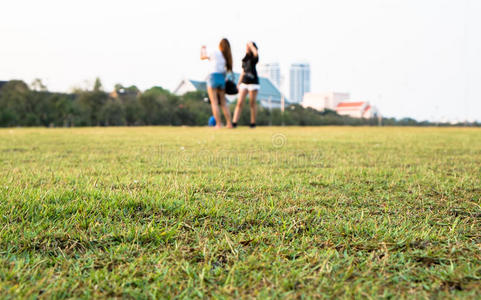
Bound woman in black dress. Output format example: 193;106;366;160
232;42;259;128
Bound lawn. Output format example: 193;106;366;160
0;127;480;299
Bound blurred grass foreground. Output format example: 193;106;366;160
0;127;480;298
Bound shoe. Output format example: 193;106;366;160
250;123;256;128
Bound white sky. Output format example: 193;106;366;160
1;0;480;121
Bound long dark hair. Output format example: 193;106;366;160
219;38;233;72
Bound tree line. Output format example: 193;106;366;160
0;79;477;127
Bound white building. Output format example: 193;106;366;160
259;63;281;88
336;101;380;119
302;92;350;111
289;63;310;103
173;79;206;96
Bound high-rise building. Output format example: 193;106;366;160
259;63;281;88
289;63;310;103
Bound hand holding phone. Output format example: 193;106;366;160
200;45;207;59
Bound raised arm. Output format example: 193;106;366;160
249;42;258;57
200;46;209;60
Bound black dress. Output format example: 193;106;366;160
241;54;259;84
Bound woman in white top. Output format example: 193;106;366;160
200;38;233;129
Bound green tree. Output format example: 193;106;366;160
93;77;103;92
0;80;33;126
30;78;47;92
100;99;125;126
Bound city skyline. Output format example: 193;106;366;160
289;63;311;104
259;63;281;89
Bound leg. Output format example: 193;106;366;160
233;88;248;124
249;89;258;125
218;89;233;128
207;86;222;128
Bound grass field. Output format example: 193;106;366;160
1;127;480;299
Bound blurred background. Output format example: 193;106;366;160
0;0;479;122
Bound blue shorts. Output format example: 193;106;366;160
207;73;226;89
